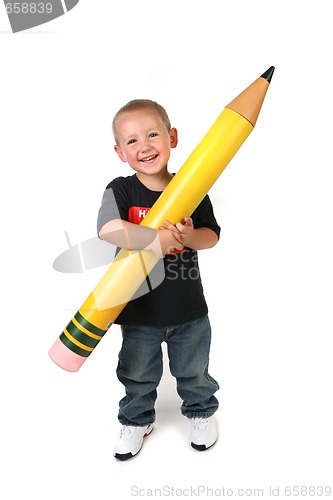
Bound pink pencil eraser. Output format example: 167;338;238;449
48;338;87;372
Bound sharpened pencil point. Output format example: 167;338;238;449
261;66;275;83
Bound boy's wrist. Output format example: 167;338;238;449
145;231;164;258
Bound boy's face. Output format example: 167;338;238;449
114;108;178;176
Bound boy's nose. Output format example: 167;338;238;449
141;139;152;152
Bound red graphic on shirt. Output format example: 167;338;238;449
128;206;185;255
128;206;150;224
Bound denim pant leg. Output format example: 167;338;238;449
116;324;164;426
166;315;219;418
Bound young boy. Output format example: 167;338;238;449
97;99;220;460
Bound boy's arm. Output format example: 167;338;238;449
99;219;184;257
185;227;219;250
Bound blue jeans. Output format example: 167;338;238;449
116;315;219;426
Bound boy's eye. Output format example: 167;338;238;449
149;132;158;138
127;139;137;145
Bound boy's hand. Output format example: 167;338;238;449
162;217;194;248
157;226;184;256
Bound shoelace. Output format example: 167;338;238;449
193;418;208;429
120;426;135;439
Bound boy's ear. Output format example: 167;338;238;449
114;145;127;163
169;127;178;149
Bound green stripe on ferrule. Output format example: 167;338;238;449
66;321;101;349
58;312;110;358
75;311;107;337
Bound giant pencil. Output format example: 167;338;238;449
49;66;275;372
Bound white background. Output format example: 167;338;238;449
1;1;332;498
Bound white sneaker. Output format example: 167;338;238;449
113;424;154;460
190;415;218;451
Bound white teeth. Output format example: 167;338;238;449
142;155;156;162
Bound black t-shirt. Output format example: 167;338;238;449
97;174;220;327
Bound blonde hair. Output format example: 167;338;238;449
112;99;171;144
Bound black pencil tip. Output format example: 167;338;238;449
261;66;275;83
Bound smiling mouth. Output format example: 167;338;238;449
141;154;158;162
